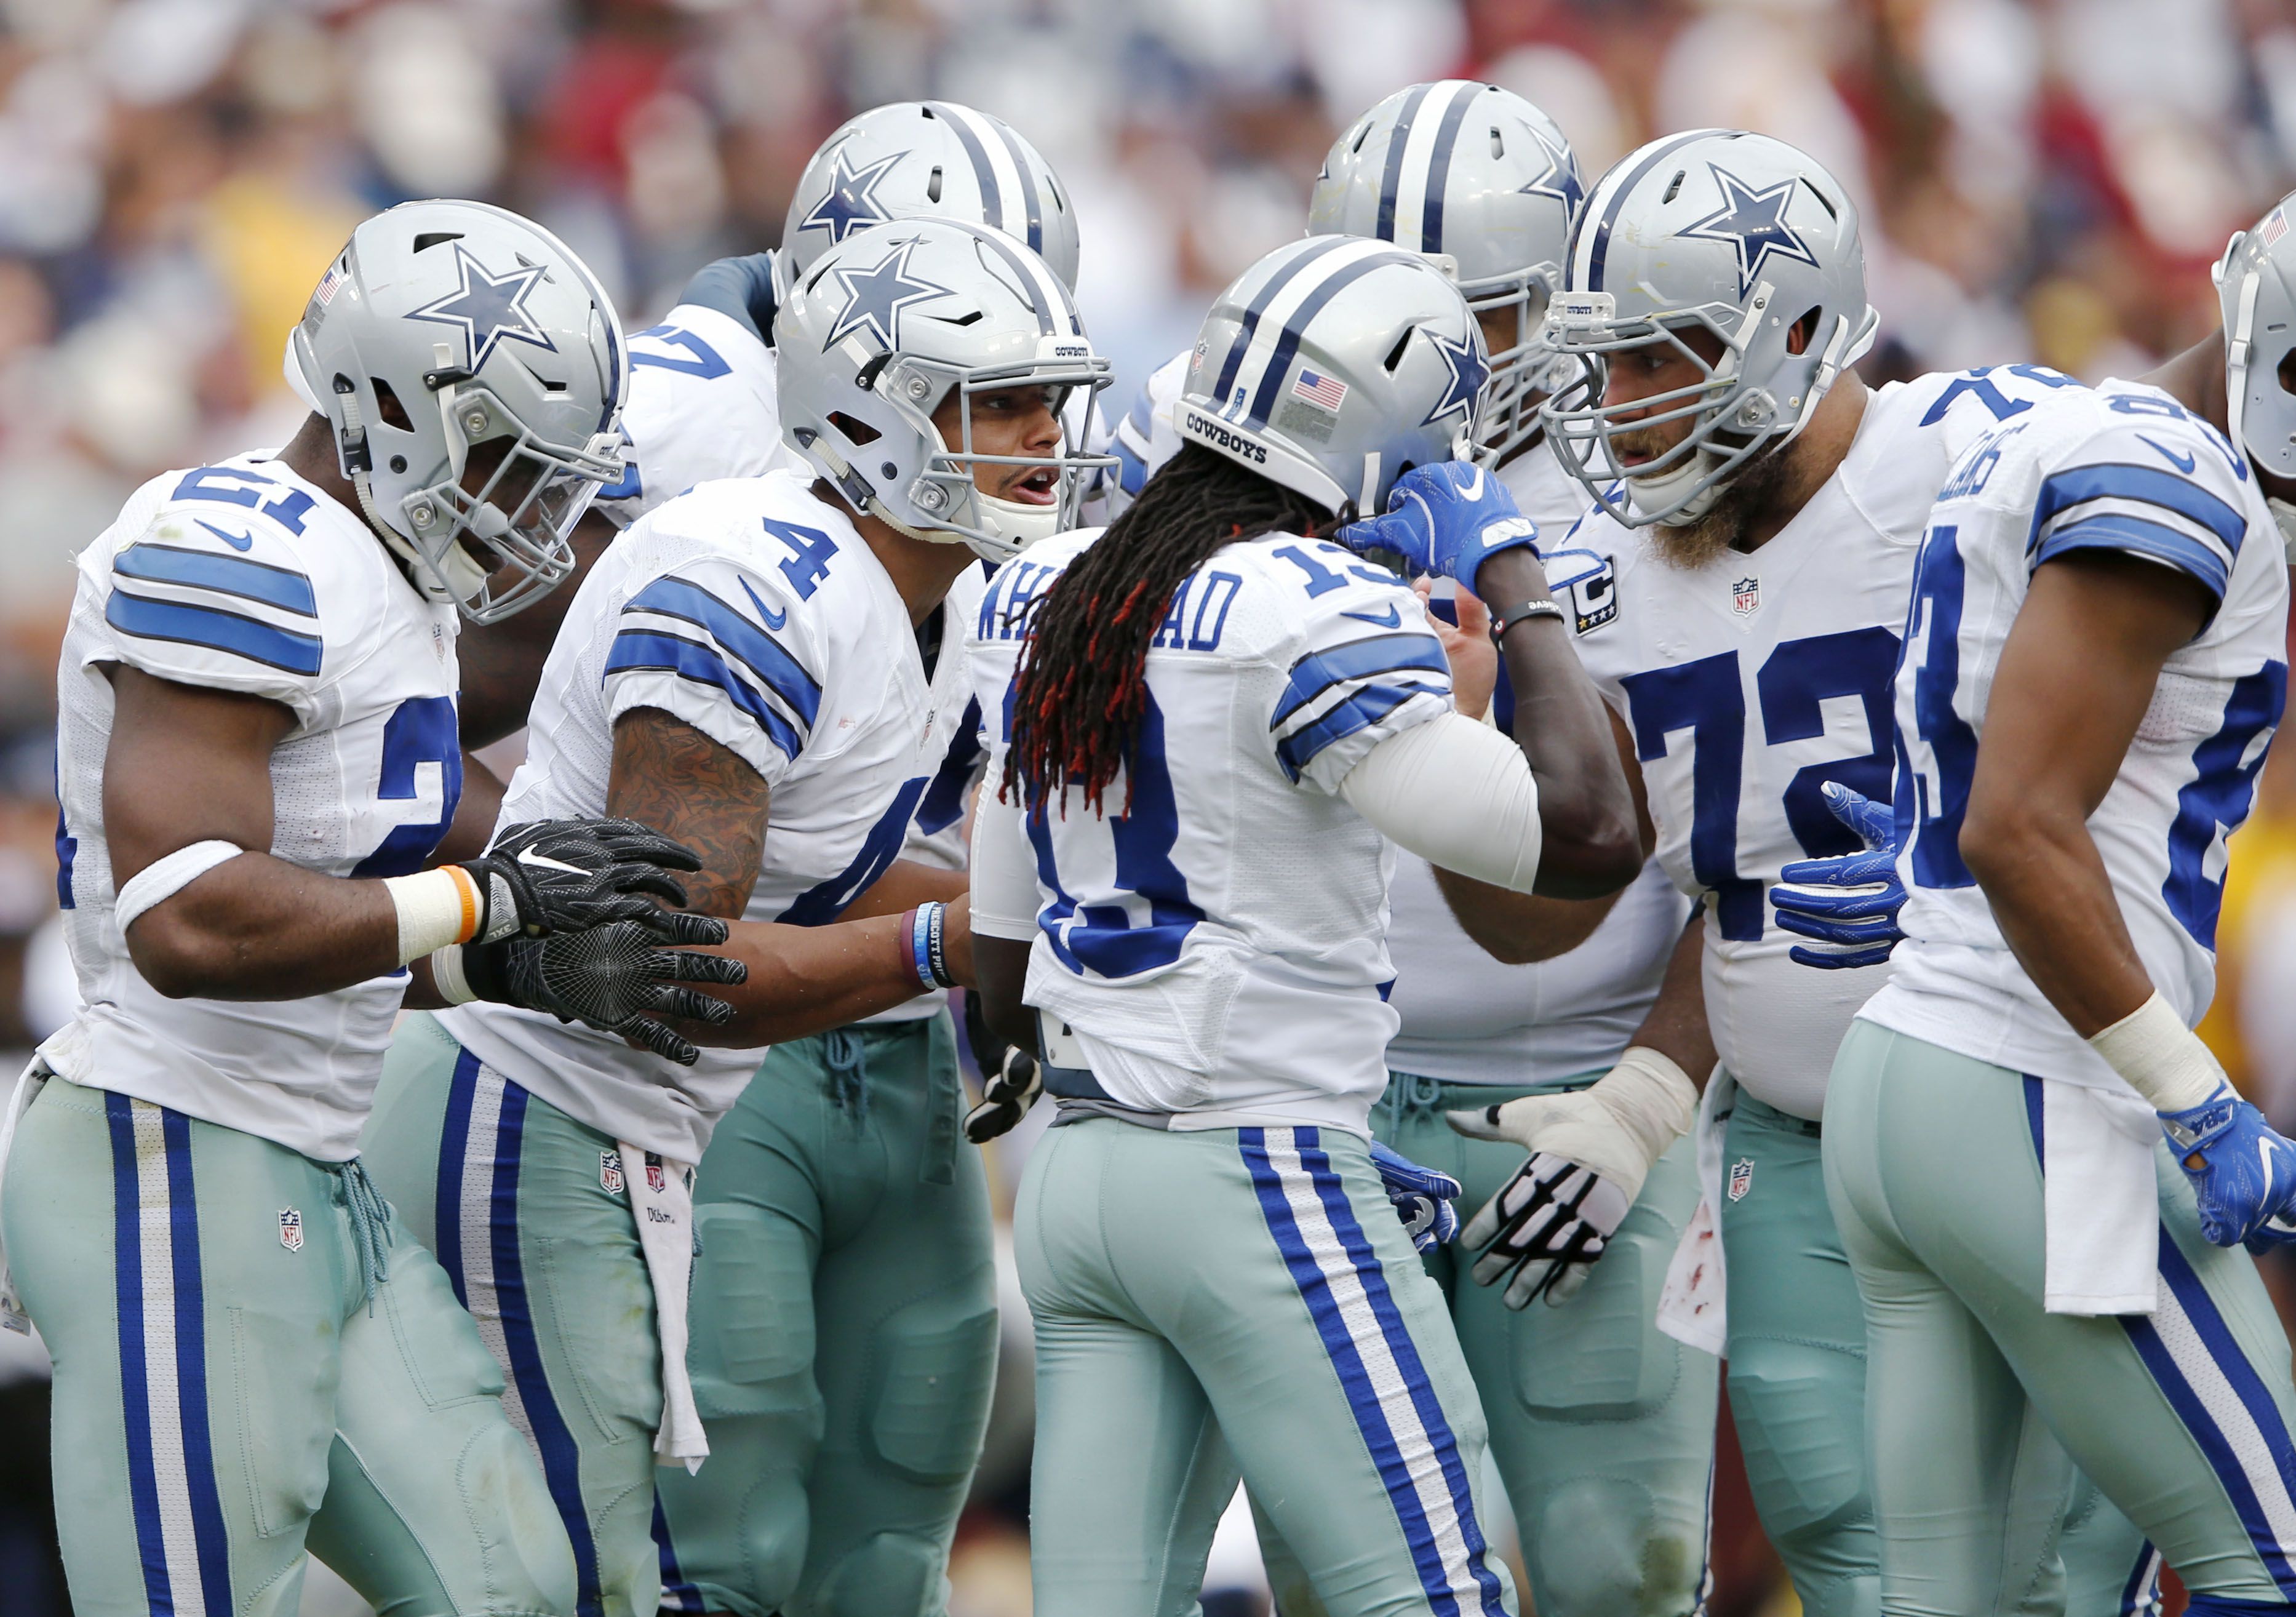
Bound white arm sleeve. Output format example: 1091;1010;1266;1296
968;784;1042;941
1337;710;1542;893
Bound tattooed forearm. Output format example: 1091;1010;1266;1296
607;707;769;919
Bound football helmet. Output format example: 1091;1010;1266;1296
1310;80;1584;466
2215;194;2296;554
1541;130;1877;528
289;199;628;623
776;217;1113;562
1175;234;1486;516
778;102;1080;298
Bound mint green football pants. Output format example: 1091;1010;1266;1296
1257;1070;1717;1617
2;1070;576;1617
652;1014;1000;1617
364;1012;666;1617
1022;1114;1520;1617
1825;1019;2296;1611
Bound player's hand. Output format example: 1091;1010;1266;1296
1446;1047;1696;1308
1771;784;1904;970
2159;1084;2296;1247
1334;463;1539;594
1417;580;1497;722
1370;1141;1462;1253
455;818;705;942
460;912;746;1066
961;989;1042;1143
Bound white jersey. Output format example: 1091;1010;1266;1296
969;527;1456;1133
439;471;981;1159
1569;367;2082;1118
1862;380;2289;1090
53;453;463;1160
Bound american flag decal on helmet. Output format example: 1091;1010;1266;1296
313;263;345;307
2264;208;2290;249
1292;367;1348;411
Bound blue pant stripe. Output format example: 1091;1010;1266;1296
2119;1539;2161;1616
487;1081;607;1617
434;1046;480;1308
162;1111;231;1617
108;1092;173;1617
1294;1132;1507;1617
650;1493;706;1613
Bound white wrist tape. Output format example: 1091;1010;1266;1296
426;944;477;1005
114;840;243;936
2088;991;2226;1113
1590;1045;1701;1165
382;867;483;966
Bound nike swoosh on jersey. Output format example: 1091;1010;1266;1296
1341;603;1403;628
740;577;788;630
196;519;253;551
2139;434;2198;474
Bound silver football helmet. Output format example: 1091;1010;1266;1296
1541;129;1877;528
1310;79;1584;466
776;102;1080;299
776;217;1114;563
1175;234;1486;516
2216;194;2296;554
288;199;628;623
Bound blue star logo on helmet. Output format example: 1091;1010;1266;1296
406;244;558;372
1516;125;1584;215
823;236;954;353
800;148;903;245
1676;166;1821;298
1420;326;1488;427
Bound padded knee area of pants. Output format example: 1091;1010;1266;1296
806;1531;942;1617
689;1204;817;1413
1525;1478;1704;1617
867;1285;999;1482
1728;1347;1871;1549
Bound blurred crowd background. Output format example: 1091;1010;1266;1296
2;0;2295;1610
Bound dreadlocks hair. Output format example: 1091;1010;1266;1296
1004;442;1334;817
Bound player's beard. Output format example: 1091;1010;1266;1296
1642;441;1795;571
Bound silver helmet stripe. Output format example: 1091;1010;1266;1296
1210;236;1361;404
966;222;1069;335
1243;250;1423;426
1374;82;1435;246
1387;79;1480;254
1219;240;1413;425
1572;128;1724;295
928;102;1033;252
1415;81;1483;252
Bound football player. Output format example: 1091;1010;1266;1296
1457;130;2154;1612
361;216;1110;1617
1091;82;1721;1616
1809;196;2296;1611
3;200;740;1617
968;233;1643;1616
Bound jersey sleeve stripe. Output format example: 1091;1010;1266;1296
1274;633;1451;726
623;576;822;726
604;629;805;761
115;544;317;617
2030;463;2246;559
1276;683;1438;781
105;590;324;677
2031;515;2231;600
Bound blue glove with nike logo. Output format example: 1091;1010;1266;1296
1335;463;1539;594
2159;1086;2296;1248
1771;783;1905;970
1370;1141;1462;1253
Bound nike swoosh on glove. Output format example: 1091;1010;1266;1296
1333;462;1540;594
460;911;746;1066
1772;783;1905;970
1369;1141;1462;1253
2159;1084;2296;1247
455;818;706;942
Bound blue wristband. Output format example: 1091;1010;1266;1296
906;905;938;992
923;900;954;989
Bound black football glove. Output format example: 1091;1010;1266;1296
454;818;705;942
460;912;746;1066
961;988;1042;1143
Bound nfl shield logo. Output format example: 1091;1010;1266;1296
645;1156;668;1194
1728;1159;1755;1202
600;1150;625;1196
1731;577;1760;617
278;1208;303;1252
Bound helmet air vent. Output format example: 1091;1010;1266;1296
1804;180;1837;222
828;410;882;445
927;164;944;203
1491;127;1505;159
370;377;413;430
1662;170;1686;205
1384;329;1413;373
413;232;463;252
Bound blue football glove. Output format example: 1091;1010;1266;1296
1334;462;1540;593
2159;1084;2296;1248
1771;783;1905;970
1370;1141;1462;1254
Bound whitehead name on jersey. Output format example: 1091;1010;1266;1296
1862;380;2290;1089
54;454;463;1161
440;469;979;1160
1566;365;2083;1119
969;527;1455;1133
